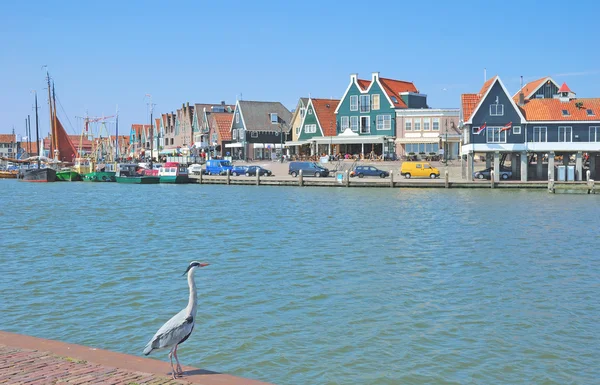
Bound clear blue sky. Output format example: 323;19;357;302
1;0;598;139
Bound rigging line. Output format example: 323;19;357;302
55;95;77;135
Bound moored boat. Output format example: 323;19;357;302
83;163;116;182
115;163;159;184
159;162;189;184
56;168;82;181
22;167;57;182
0;170;18;179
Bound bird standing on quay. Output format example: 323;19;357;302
143;261;209;379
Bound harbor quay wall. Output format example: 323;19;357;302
0;330;274;385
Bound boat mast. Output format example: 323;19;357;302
46;72;56;160
34;92;41;169
52;82;59;161
115;106;119;162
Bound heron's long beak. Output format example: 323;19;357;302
200;263;210;268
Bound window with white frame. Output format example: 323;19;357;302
558;126;572;142
308;109;313;115
300;108;306;118
304;124;317;134
423;118;430;131
433;118;440;131
405;119;412;131
251;131;259;138
232;129;237;140
350;96;358;111
490;102;504;116
340;116;349;131
360;95;371;113
532;126;547;142
513;126;521;134
414;118;421;131
236;113;239;124
376;115;391;130
350;116;359;131
590;126;600;142
239;128;244;140
486;127;506;143
296;126;301;135
372;94;380;110
270;113;278;123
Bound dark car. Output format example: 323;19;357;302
231;166;249;176
245;166;272;176
288;161;329;177
350;165;389;178
473;167;512;180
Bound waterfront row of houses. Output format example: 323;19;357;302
129;72;461;161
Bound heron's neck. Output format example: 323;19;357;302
186;270;197;315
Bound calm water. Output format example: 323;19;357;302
1;180;599;384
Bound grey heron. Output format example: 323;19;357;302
143;261;209;378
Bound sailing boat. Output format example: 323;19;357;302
45;75;82;181
21;91;57;182
82;114;117;182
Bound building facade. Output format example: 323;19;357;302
395;109;460;159
461;75;600;181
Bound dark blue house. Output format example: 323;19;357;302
461;76;600;181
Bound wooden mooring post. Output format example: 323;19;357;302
345;170;349;187
226;169;230;185
490;170;495;189
444;170;449;188
299;170;303;187
256;170;260;186
548;178;555;193
390;171;394;188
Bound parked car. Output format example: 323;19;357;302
400;161;440;179
231;166;249;176
350;166;389;178
473;167;512;180
288;161;329;177
245;166;272;176
205;159;233;175
188;163;203;175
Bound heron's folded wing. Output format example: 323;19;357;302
149;310;194;350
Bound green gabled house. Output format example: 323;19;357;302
296;98;340;156
334;72;427;157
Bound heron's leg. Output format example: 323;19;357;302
168;348;177;379
173;344;183;375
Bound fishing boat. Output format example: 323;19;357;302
83;163;116;182
159;162;189;184
115;163;159;184
22;91;56;183
56;168;82;181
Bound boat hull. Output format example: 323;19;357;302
21;168;57;182
83;172;116;182
159;175;189;184
115;176;160;184
0;171;18;179
56;170;82;181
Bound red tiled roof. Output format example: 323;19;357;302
110;135;131;146
558;82;572;93
355;77;418;108
311;98;340;136
460;76;498;121
212;113;233;141
20;141;38;155
521;98;600;121
0;134;16;143
512;77;548;102
461;94;480;122
131;124;151;137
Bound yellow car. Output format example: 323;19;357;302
400;161;440;179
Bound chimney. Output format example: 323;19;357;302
518;76;525;106
221;101;225;106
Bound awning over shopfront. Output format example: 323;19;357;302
312;135;393;144
159;148;180;155
284;140;308;147
225;142;244;148
395;137;439;144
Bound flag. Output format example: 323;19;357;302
500;122;512;132
475;123;487;134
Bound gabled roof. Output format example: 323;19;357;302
356;77;418;108
462;75;526;124
521;98;600;121
211;113;233;141
558;82;572;93
109;135;131;146
0;134;16;143
310;98;340;136
236;101;292;132
131;124;151;137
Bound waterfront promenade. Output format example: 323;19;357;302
0;331;272;385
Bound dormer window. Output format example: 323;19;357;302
490;99;504;116
391;96;398;103
562;109;570;116
587;109;595;116
270;113;278;123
